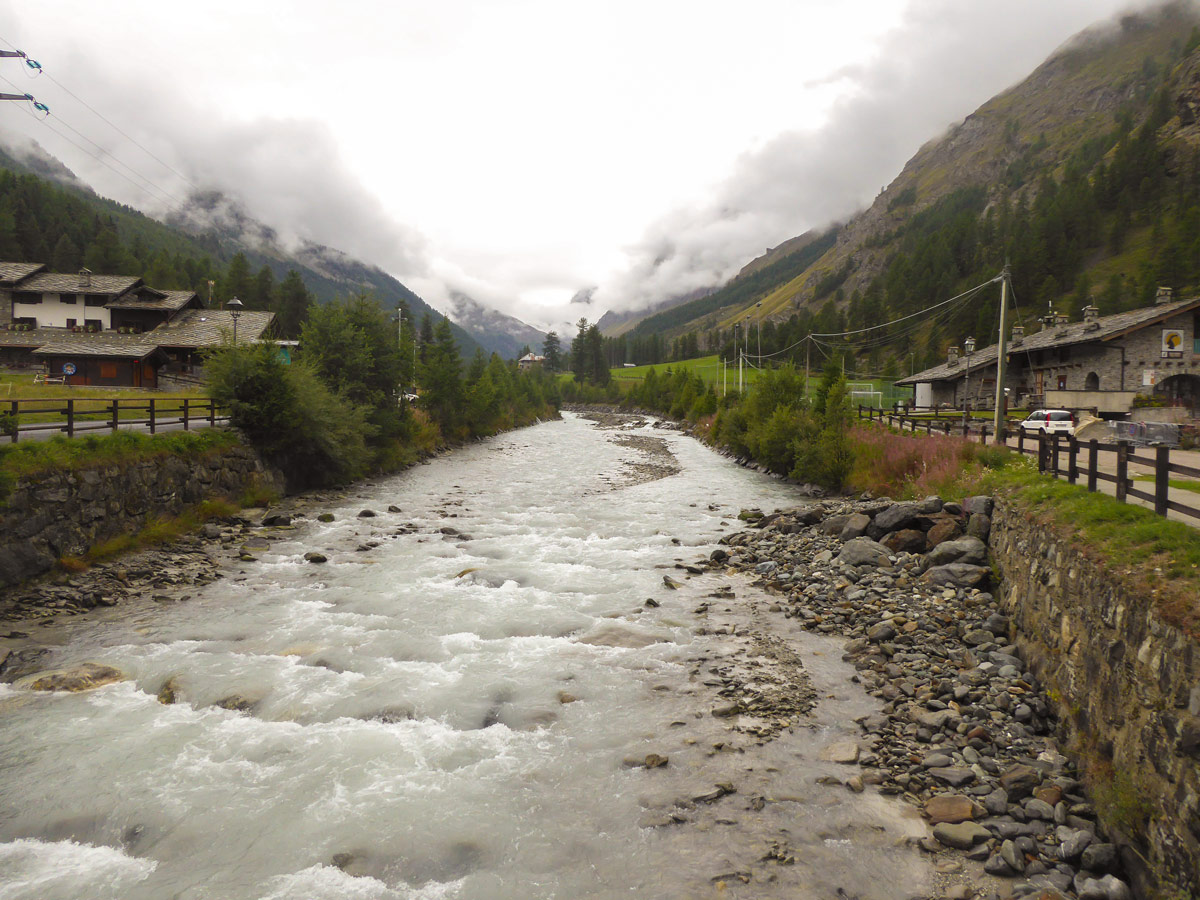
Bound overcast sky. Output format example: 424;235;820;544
0;0;1150;330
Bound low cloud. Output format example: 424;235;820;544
594;0;1151;313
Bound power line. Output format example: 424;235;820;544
0;73;188;210
0;35;199;200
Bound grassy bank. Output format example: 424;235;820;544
0;429;241;501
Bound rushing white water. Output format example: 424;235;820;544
0;413;929;900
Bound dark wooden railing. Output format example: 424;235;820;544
857;405;1200;524
1;397;227;443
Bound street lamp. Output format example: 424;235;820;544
227;296;243;344
963;335;976;423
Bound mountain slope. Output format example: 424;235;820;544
630;1;1200;354
447;291;547;358
0;139;484;356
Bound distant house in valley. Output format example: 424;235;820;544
517;352;546;371
0;262;275;387
896;288;1200;416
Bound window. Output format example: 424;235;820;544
84;295;107;307
100;362;117;379
65;318;77;329
1057;375;1067;390
13;292;41;304
1085;372;1099;390
84;318;102;332
59;293;77;304
1057;346;1070;363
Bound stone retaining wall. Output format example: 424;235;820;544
0;442;283;588
990;500;1200;896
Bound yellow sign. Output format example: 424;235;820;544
1162;329;1184;353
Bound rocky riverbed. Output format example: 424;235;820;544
702;495;1135;900
0;413;1135;899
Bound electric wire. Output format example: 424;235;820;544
0;73;187;210
0;73;189;208
0;36;198;203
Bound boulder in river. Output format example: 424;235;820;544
836;538;892;568
18;663;125;692
933;821;992;849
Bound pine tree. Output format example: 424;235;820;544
50;234;81;271
275;270;312;338
542;331;562;371
420;317;464;436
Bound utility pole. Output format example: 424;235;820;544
992;263;1011;445
805;336;811;402
722;357;726;397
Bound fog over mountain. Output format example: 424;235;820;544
0;0;1161;329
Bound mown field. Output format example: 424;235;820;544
606;355;910;404
0;369;213;427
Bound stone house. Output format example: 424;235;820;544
0;261;275;386
517;352;545;371
896;288;1200;415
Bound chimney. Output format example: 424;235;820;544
1011;323;1025;346
1082;305;1099;322
1053;311;1069;327
1156;286;1174;305
79;267;92;288
947;345;960;366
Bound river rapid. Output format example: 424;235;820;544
0;412;931;900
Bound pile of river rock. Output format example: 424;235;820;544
711;495;1132;900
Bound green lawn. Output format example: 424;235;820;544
607;355;910;403
0;369;214;427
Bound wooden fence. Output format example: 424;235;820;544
857;405;1200;524
1;397;227;443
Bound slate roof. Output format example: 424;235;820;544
147;308;274;347
0;262;45;285
895;297;1200;386
32;335;162;360
17;272;141;296
106;290;198;312
0;327;72;348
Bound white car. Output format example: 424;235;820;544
1020;409;1075;435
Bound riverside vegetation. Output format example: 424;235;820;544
0;294;560;585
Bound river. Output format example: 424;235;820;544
0;411;930;900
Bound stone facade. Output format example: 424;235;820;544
0;444;284;588
989;500;1200;896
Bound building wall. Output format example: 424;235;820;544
1007;309;1200;399
0;287;11;324
40;355;156;389
12;292;112;330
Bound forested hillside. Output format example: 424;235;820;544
612;4;1200;376
0;144;482;352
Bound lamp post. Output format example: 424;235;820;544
963;335;976;424
227;296;243;344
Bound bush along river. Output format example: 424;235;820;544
0;410;1128;900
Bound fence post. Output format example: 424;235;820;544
1067;436;1078;485
111;399;119;434
1051;433;1062;476
1115;441;1128;503
1018;427;1024;455
1155;445;1170;517
1087;439;1098;492
209;398;216;428
7;400;16;443
1037;431;1047;473
943;422;950;436
148;398;156;435
182;398;190;431
65;398;74;439
980;424;987;445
